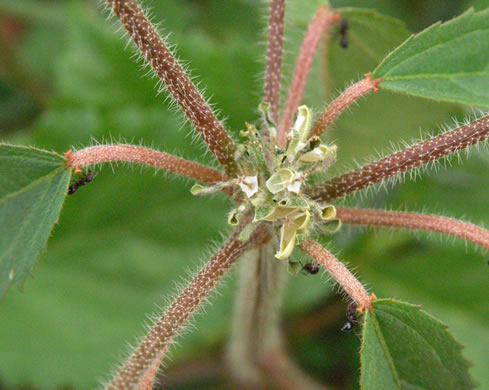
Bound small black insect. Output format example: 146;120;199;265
301;262;320;275
341;301;358;332
339;19;349;49
68;171;96;195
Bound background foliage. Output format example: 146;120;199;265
0;0;487;388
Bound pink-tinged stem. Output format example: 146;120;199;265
309;74;381;138
337;208;489;252
66;145;227;184
107;0;239;177
264;0;286;124
137;350;165;390
105;227;270;390
309;115;489;202
277;6;338;147
299;239;375;311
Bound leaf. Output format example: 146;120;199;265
0;144;70;297
373;8;489;107
324;8;463;169
0;0;65;25
361;299;475;390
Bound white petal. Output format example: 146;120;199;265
239;175;259;198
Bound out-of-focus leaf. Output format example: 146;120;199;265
361;299;475;390
330;0;469;31
472;0;489;11
0;0;65;24
0;144;70;297
332;8;410;72
325;8;463;169
373;8;489;107
0;79;39;133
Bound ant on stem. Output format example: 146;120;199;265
68;171;97;195
287;259;320;275
341;301;358;332
301;261;320;275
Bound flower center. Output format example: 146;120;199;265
192;105;341;262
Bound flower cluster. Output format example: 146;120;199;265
193;105;340;263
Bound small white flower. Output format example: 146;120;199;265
238;175;259;198
287;172;303;194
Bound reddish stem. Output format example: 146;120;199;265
107;0;239;177
277;7;338;147
337;207;489;252
137;350;165;390
105;227;270;390
309;115;489;203
299;239;375;311
66;145;227;184
309;74;381;138
264;0;286;124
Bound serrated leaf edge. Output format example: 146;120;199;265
373;7;489;79
362;299;476;390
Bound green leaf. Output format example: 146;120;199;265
325;8;463;169
361;299;475;390
373;8;489;107
0;144;70;297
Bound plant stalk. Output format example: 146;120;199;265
227;243;328;389
66;144;227;184
107;0;239;177
337;207;489;252
309;115;489;203
104;227;267;389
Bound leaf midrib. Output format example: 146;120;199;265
0;166;67;204
369;309;403;389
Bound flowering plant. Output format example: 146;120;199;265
1;0;488;388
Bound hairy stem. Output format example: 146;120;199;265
299;239;374;311
277;6;338;147
137;350;165;390
264;0;286;124
228;244;287;385
104;227;269;390
337;207;489;252
107;0;239;177
309;115;489;203
66;145;226;184
309;74;381;138
227;243;325;389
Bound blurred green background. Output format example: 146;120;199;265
0;0;488;389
